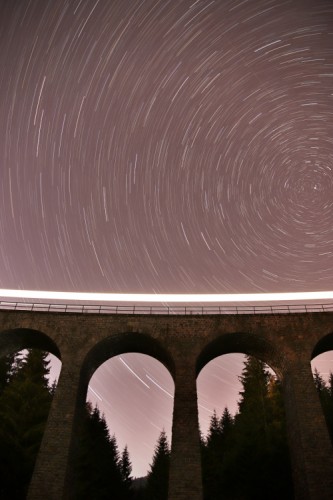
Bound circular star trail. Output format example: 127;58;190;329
1;0;333;477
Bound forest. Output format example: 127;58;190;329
0;350;332;499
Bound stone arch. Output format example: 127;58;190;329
0;328;61;361
196;332;285;380
310;330;333;444
79;331;175;402
71;332;176;482
311;330;333;360
0;328;62;499
196;333;294;500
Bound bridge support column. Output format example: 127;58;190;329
282;359;333;500
27;358;83;500
168;359;203;500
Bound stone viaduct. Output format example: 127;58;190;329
0;306;333;499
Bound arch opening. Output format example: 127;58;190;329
197;353;245;437
312;331;333;361
197;339;293;500
311;334;333;445
72;332;175;498
0;328;61;361
81;331;175;388
196;332;284;379
0;345;62;498
87;353;174;477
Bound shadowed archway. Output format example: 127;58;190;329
0;328;61;361
196;332;284;379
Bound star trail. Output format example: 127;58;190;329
1;0;333;477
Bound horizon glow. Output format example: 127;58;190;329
0;289;333;303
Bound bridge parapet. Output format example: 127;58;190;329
1;300;333;315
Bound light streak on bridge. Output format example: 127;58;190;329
1;289;333;302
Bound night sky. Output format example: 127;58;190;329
1;0;333;477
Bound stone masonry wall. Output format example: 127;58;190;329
0;309;333;499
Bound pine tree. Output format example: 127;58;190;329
0;349;53;499
313;368;326;392
206;410;222;447
328;372;333;399
220;407;234;442
120;445;133;498
313;369;333;444
237;356;270;439
202;408;234;500
145;430;170;500
120;445;132;485
0;354;15;395
223;356;293;500
0;352;24;396
201;357;293;499
327;372;333;442
75;404;126;499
